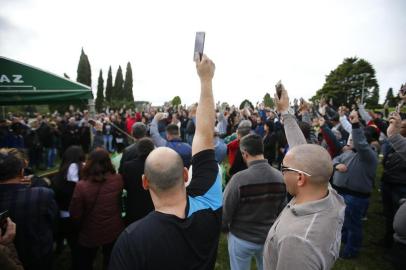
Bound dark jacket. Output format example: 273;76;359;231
118;142;139;174
122;158;154;225
223;159;286;244
382;145;406;185
0;184;57;270
69;173;125;247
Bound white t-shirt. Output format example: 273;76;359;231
67;163;79;182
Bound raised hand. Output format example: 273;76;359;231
349;110;359;124
387;112;401;137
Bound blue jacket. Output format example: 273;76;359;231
150;119;192;168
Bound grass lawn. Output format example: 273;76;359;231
52;164;394;270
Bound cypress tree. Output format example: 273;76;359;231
124;62;134;102
114;65;124;100
105;66;113;103
95;69;104;112
76;48;92;87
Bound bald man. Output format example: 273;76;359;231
109;55;222;270
263;86;345;270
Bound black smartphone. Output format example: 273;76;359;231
0;210;8;236
275;80;283;99
193;32;205;62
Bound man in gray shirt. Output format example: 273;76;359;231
263;86;345;270
222;133;286;270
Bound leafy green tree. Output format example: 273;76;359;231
312;57;379;107
367;87;379;108
263;93;274;108
384;87;398;107
76;48;92;87
105;66;113;103
239;99;254;110
113;65;124;100
124;62;134;102
171;96;182;107
95;69;104;112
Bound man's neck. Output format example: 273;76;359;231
294;187;329;205
246;155;265;165
152;188;187;219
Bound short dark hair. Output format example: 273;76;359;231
0;149;24;181
132;122;147;139
136;138;155;159
166;124;180;136
82;148;116;182
239;134;264;156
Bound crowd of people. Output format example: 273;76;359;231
0;55;406;270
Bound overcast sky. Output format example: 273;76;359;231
1;0;405;105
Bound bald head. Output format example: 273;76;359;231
285;144;333;186
144;147;184;192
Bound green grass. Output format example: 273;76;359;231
53;164;393;270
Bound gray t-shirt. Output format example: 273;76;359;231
264;187;345;270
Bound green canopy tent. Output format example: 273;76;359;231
0;56;93;107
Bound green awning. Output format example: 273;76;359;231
0;56;93;105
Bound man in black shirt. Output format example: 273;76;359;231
110;55;221;270
121;138;155;225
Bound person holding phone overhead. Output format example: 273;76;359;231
263;85;345;270
109;54;222;270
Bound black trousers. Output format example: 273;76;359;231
381;182;406;248
75;241;115;270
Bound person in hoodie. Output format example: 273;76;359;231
332;110;378;259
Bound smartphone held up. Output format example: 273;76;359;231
275;80;284;99
193;32;205;62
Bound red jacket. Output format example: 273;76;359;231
227;139;240;167
126;116;137;134
69;173;125;247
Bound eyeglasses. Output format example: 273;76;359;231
281;163;311;176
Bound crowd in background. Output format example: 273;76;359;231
1;66;406;270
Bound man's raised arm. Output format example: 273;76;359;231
274;87;307;148
192;55;216;156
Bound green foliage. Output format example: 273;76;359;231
171;96;182;107
263;93;274;108
366;87;379;108
124;62;134;102
113;66;124;100
239;99;254;110
384;87;399;107
312;57;379;107
105;66;113;103
76;48;91;87
95;69;104;112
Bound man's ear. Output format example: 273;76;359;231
142;174;149;190
183;167;189;184
297;174;306;187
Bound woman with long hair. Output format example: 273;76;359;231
69;148;124;270
52;145;85;266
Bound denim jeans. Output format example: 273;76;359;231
47;148;57;168
103;134;114;152
340;193;369;257
228;233;264;270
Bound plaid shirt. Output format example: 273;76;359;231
0;184;57;270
